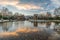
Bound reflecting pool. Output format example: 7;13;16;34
0;21;60;40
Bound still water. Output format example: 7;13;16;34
0;21;59;32
0;21;60;40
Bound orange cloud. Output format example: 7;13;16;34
15;4;43;10
0;0;44;10
0;0;18;5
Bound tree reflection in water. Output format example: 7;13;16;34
2;22;13;32
46;22;51;28
33;21;38;27
0;21;59;40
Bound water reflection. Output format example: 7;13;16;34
0;21;60;40
46;22;51;28
33;22;52;29
2;22;12;32
0;21;60;32
53;22;60;34
33;21;38;27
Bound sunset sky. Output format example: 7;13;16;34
0;0;60;15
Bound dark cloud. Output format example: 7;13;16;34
18;0;52;11
20;0;50;3
19;0;51;6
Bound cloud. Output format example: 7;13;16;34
0;0;44;10
0;0;18;6
15;4;44;10
51;0;60;5
51;0;60;8
0;0;57;15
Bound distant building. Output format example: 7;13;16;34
54;7;60;17
14;13;25;20
0;7;13;17
1;7;9;16
14;12;19;17
38;14;46;18
46;12;51;17
33;14;38;20
8;12;12;16
17;15;25;20
25;16;33;20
